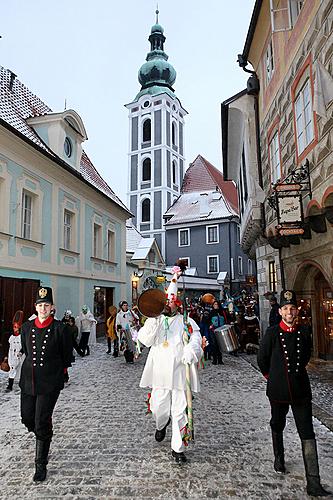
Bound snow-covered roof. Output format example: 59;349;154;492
165;189;238;225
126;221;143;253
132;238;155;260
0;66;129;213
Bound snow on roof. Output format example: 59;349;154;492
0;66;129;213
126;221;143;253
132;238;155;260
165;189;238;225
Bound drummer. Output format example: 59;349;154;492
209;300;225;365
137;266;202;464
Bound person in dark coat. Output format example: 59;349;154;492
257;290;330;497
269;296;282;326
20;286;73;482
209;300;225;365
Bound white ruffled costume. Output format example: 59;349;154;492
138;269;202;453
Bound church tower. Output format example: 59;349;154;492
125;10;187;258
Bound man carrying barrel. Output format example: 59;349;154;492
137;266;202;464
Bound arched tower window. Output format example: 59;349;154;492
142;158;151;181
141;198;151;222
172;160;177;185
172;122;177;146
143;119;151;142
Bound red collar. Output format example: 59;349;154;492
279;320;296;333
34;316;54;329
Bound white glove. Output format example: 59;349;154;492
182;347;196;365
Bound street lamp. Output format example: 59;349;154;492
131;270;144;305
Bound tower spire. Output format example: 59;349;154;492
156;4;159;24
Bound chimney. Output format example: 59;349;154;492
8;70;17;91
199;193;210;217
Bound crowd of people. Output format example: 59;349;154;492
0;282;330;496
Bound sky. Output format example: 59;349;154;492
1;0;255;206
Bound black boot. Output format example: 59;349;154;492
5;378;14;392
106;338;112;354
171;450;187;463
33;439;51;482
272;431;286;473
301;439;331;497
155;418;171;442
85;345;90;356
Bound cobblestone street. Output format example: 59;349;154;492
0;342;332;500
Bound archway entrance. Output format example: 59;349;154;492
293;263;333;360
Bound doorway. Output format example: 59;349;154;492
93;286;114;337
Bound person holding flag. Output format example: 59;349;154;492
137;265;202;463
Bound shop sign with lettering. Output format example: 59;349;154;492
277;194;302;224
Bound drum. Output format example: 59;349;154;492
214;325;240;353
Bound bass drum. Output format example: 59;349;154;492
137;288;166;318
214;325;240;353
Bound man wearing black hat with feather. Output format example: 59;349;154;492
258;289;330;497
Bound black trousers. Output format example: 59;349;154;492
270;399;315;440
78;331;90;354
21;390;60;441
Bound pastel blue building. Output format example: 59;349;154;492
0;66;131;334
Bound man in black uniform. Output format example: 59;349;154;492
257;290;330;497
20;286;73;482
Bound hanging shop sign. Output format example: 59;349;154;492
266;159;311;237
277;194;302;224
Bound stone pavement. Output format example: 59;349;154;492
0;342;332;500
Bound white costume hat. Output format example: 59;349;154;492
167;266;181;303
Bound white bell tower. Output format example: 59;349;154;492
125;10;187;258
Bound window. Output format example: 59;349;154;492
238;256;243;275
269;261;277;292
93;224;102;258
172;122;177;146
248;259;253;275
107;230;115;261
179;257;190;268
241;149;248;202
172;160;177;185
178;228;190;247
206;225;219;244
269;131;281;184
21;191;32;239
64;137;72;158
142;119;151;142
289;0;303;26
265;40;274;83
236;225;240;244
207;255;219;274
141;198;151;222
63;210;73;250
142;158;151;181
270;0;303;32
295;80;314;155
230;257;235;280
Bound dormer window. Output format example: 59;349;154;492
64;137;72;158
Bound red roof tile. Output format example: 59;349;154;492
181;154;238;212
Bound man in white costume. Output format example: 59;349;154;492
138;268;202;463
77;306;96;356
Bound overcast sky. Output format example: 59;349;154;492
1;0;254;205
